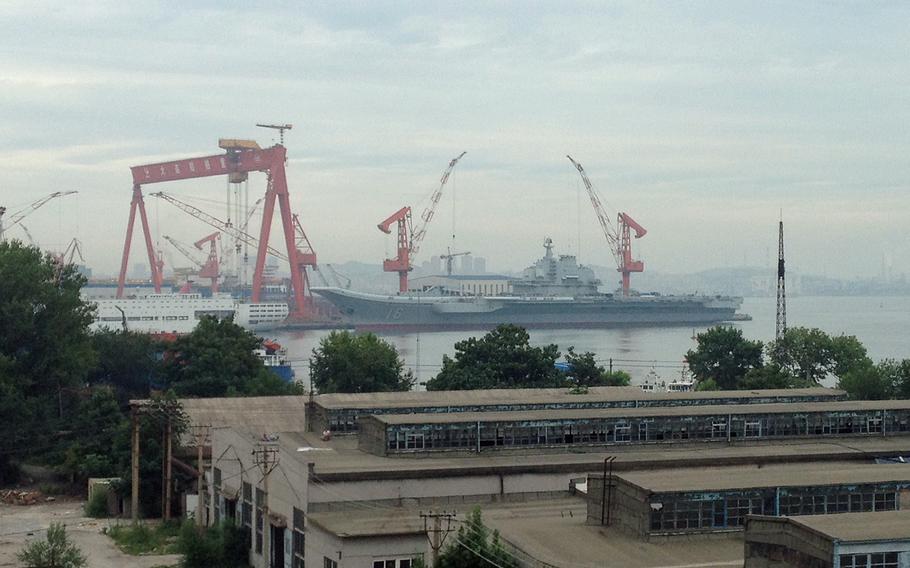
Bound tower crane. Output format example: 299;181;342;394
439;249;471;276
0;190;78;242
566;155;646;296
163;235;204;292
377;152;467;292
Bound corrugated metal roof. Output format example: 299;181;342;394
314;387;843;410
608;462;910;492
366;398;907;425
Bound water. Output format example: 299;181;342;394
271;296;910;390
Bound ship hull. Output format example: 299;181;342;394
312;288;741;331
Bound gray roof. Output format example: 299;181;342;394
307;510;426;538
364;398;907;426
610;462;910;492
782;510;910;542
314;387;843;411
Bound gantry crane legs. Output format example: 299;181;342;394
117;143;313;318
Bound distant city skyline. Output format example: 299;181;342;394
2;2;908;281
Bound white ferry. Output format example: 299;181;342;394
89;293;288;334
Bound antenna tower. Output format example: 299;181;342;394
775;218;786;341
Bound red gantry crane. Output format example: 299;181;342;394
117;138;315;318
193;232;221;294
377;152;467;293
567;155;646;296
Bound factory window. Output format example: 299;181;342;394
841;552;899;568
744;421;762;438
874;491;896;511
242;482;253;531
725;496;763;527
292;507;305;568
711;421;727;438
868;416;883;433
406;433;424;450
324;558;338;568
614;423;631;443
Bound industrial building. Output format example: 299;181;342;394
408;274;513;296
586;463;910;540
308;386;846;434
357;400;910;456
745;510;910;568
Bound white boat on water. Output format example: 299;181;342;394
88;293;288;334
639;367;696;394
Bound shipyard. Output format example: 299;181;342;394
2;3;910;568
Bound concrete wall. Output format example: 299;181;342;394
586;475;650;538
309;471;581;512
307;524;427;568
744;517;832;568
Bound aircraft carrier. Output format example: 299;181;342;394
313;239;743;330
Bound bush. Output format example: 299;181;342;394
85;489;109;518
178;521;249;568
106;522;180;555
18;523;87;568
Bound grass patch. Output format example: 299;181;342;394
105;521;181;555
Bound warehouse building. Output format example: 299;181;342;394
586;463;910;540
745;510;910;568
309;386;846;434
357;400;910;456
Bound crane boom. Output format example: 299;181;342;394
163;235;204;268
0;191;78;240
567;155;646;296
409;151;466;254
150;192;287;261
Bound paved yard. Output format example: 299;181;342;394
0;500;181;568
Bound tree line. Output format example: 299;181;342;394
0;241;299;504
685;325;910;397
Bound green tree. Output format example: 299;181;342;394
686;326;764;390
310;331;415;393
17;523;87;568
0;241;96;481
838;358;910;401
563;348;630;387
60;387;128;483
161;316;299;397
88;330;161;403
426;325;561;391
435;507;516;568
740;364;797;390
770;328;871;384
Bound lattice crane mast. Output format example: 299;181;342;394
566;155;646;296
377;152;467;293
53;238;85;285
0;190;78;241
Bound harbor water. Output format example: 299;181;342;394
271;296;910;390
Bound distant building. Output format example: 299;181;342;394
460;253;473;274
429;255;441;274
408;274;513;296
131;262;149;279
473;256;487;274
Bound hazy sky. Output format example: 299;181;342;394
2;1;908;280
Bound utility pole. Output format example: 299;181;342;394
420;510;455;566
775;217;787;342
163;417;173;521
130;404;140;523
252;436;280;567
190;425;211;527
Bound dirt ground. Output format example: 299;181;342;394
0;500;181;568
